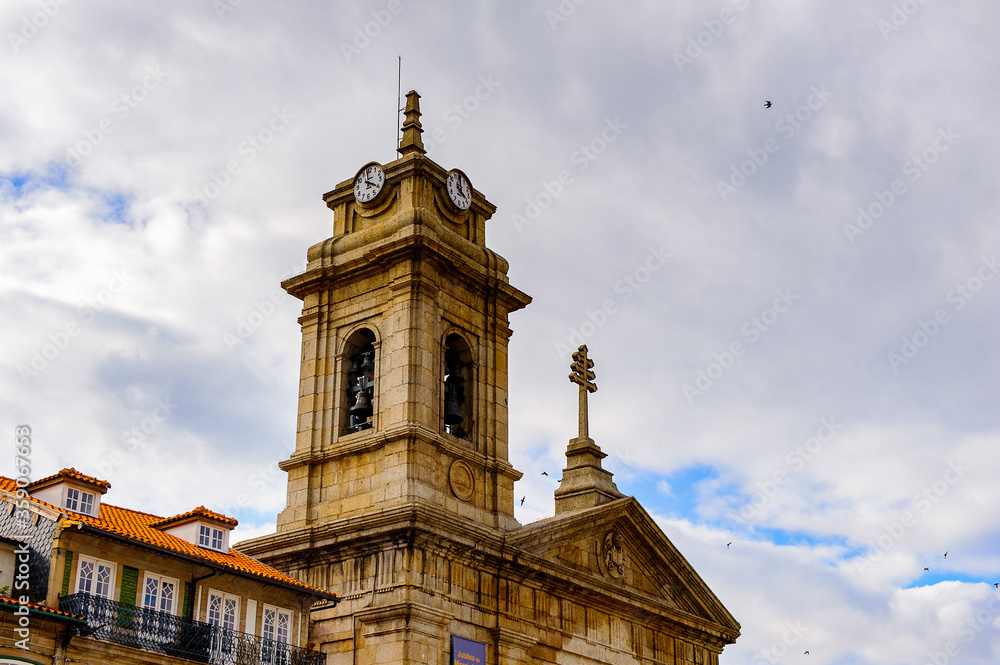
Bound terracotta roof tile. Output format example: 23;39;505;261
152;505;239;529
25;467;111;492
0;476;335;601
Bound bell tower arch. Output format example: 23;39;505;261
275;91;530;533
442;330;474;440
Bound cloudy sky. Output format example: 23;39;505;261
3;1;999;663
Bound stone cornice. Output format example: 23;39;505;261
355;602;453;639
493;626;538;649
237;498;737;647
235;501;506;561
278;423;523;481
278;423;522;483
285;210;530;315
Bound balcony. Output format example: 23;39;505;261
59;593;325;665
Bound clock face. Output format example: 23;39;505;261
354;163;385;204
446;171;472;211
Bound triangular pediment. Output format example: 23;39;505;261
508;497;739;636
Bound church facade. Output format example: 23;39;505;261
237;92;739;665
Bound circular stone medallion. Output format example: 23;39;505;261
449;460;475;501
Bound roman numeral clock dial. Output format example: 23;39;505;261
353;163;385;204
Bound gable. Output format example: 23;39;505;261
509;497;739;635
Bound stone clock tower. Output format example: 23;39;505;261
239;92;739;665
272;91;529;534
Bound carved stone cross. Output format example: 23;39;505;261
568;345;597;439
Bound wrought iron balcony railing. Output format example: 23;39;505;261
59;593;325;665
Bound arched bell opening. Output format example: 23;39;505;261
342;328;377;434
443;333;473;440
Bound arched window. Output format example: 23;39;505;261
443;334;472;439
343;329;376;434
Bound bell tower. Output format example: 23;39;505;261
239;91;740;665
275;91;530;533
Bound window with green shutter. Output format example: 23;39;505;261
120;566;139;605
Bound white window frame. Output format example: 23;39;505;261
65;486;80;511
261;603;294;663
199;524;226;551
65;487;97;516
207;589;241;630
141;572;179;615
76;555;117;599
260;603;295;646
207;589;241;663
79;490;95;515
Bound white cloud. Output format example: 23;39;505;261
2;3;999;664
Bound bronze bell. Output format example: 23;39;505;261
359;351;375;374
444;382;463;426
347;355;363;376
350;388;373;418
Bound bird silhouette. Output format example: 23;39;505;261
764;100;772;108
520;496;525;506
924;567;929;572
944;551;948;559
727;542;732;549
994;583;998;589
804;651;809;655
541;471;548;476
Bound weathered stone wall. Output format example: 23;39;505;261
255;530;724;665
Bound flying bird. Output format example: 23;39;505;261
764;100;772;108
994;583;998;589
924;567;929;572
944;551;948;559
541;471;548;476
727;542;732;549
804;651;809;655
520;496;525;506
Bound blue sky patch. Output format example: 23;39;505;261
0;165;135;225
97;190;132;226
742;524;854;550
903;570;994;589
618;463;725;518
0;163;73;201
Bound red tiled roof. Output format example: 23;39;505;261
152;505;239;529
25;467;111;492
0;595;87;623
0;476;335;601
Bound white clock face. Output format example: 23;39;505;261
354;164;385;203
446;171;472;210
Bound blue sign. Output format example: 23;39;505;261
452;635;486;665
